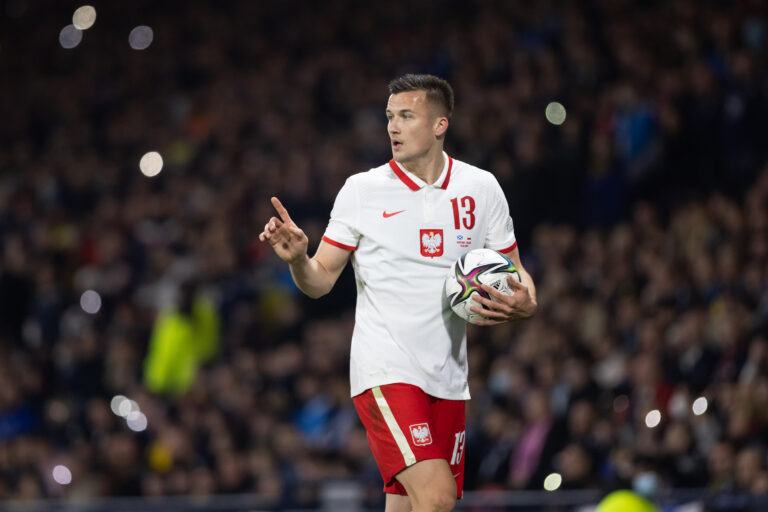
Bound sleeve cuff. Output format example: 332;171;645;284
498;241;518;254
322;235;356;251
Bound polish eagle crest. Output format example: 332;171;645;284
422;232;442;253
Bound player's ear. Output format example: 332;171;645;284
434;116;449;138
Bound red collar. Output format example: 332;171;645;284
388;156;453;191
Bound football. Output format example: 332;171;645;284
444;248;521;324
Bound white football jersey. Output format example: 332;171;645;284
322;153;517;400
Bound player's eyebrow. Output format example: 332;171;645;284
385;108;415;115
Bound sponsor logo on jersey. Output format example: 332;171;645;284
420;229;443;257
409;423;433;446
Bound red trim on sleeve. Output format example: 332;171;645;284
440;156;453;189
322;235;356;251
499;241;518;254
388;160;421;191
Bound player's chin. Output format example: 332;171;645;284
392;144;410;156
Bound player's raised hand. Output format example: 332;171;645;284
258;197;309;264
469;275;536;325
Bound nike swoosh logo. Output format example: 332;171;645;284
453;473;462;479
382;210;406;218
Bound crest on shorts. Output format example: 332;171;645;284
409;423;433;446
420;229;443;258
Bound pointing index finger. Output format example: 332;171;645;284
271;197;292;223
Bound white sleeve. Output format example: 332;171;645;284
484;175;517;253
322;176;360;251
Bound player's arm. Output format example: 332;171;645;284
259;197;350;298
470;246;537;325
287;241;350;298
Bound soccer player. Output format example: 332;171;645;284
259;74;537;512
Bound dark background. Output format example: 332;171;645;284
1;0;768;509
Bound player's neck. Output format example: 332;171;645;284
400;149;445;185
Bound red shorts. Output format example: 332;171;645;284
353;383;466;497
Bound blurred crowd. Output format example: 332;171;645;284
2;0;768;509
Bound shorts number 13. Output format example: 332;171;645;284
450;430;466;465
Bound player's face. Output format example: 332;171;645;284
386;91;445;163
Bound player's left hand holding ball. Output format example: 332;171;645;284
469;276;536;325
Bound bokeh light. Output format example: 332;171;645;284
72;5;96;30
118;399;132;417
117;398;139;418
110;395;127;416
545;102;567;125
692;396;708;416
543;473;562;491
79;289;102;314
645;409;661;428
127;411;148;432
129;26;154;50
139;151;163;177
52;465;72;485
59;25;83;49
